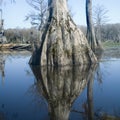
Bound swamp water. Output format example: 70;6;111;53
0;49;120;120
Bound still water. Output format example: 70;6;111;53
0;50;120;120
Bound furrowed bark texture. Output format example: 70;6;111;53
29;0;97;66
86;0;97;51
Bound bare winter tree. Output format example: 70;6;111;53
25;0;48;51
29;0;97;66
93;4;109;46
86;0;97;51
26;0;47;30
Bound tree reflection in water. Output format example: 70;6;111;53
0;53;5;85
30;64;97;120
0;53;6;120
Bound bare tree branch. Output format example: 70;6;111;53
26;0;47;30
93;4;109;44
93;4;109;26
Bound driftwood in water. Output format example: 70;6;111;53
0;44;31;50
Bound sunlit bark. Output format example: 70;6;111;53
86;0;97;51
29;0;97;66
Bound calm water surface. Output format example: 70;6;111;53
0;50;120;120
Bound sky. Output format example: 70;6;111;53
0;0;120;29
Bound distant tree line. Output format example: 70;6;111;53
80;23;120;43
101;23;120;42
4;23;120;45
4;28;40;44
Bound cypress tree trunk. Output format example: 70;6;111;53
29;0;97;66
86;0;97;51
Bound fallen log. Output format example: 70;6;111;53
0;44;31;50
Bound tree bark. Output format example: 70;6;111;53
29;0;97;66
86;0;97;51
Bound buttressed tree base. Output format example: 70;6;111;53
29;0;97;66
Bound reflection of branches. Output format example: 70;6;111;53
25;69;33;76
27;83;48;109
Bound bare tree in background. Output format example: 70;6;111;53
26;0;47;30
25;0;48;51
26;0;73;29
93;4;109;47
